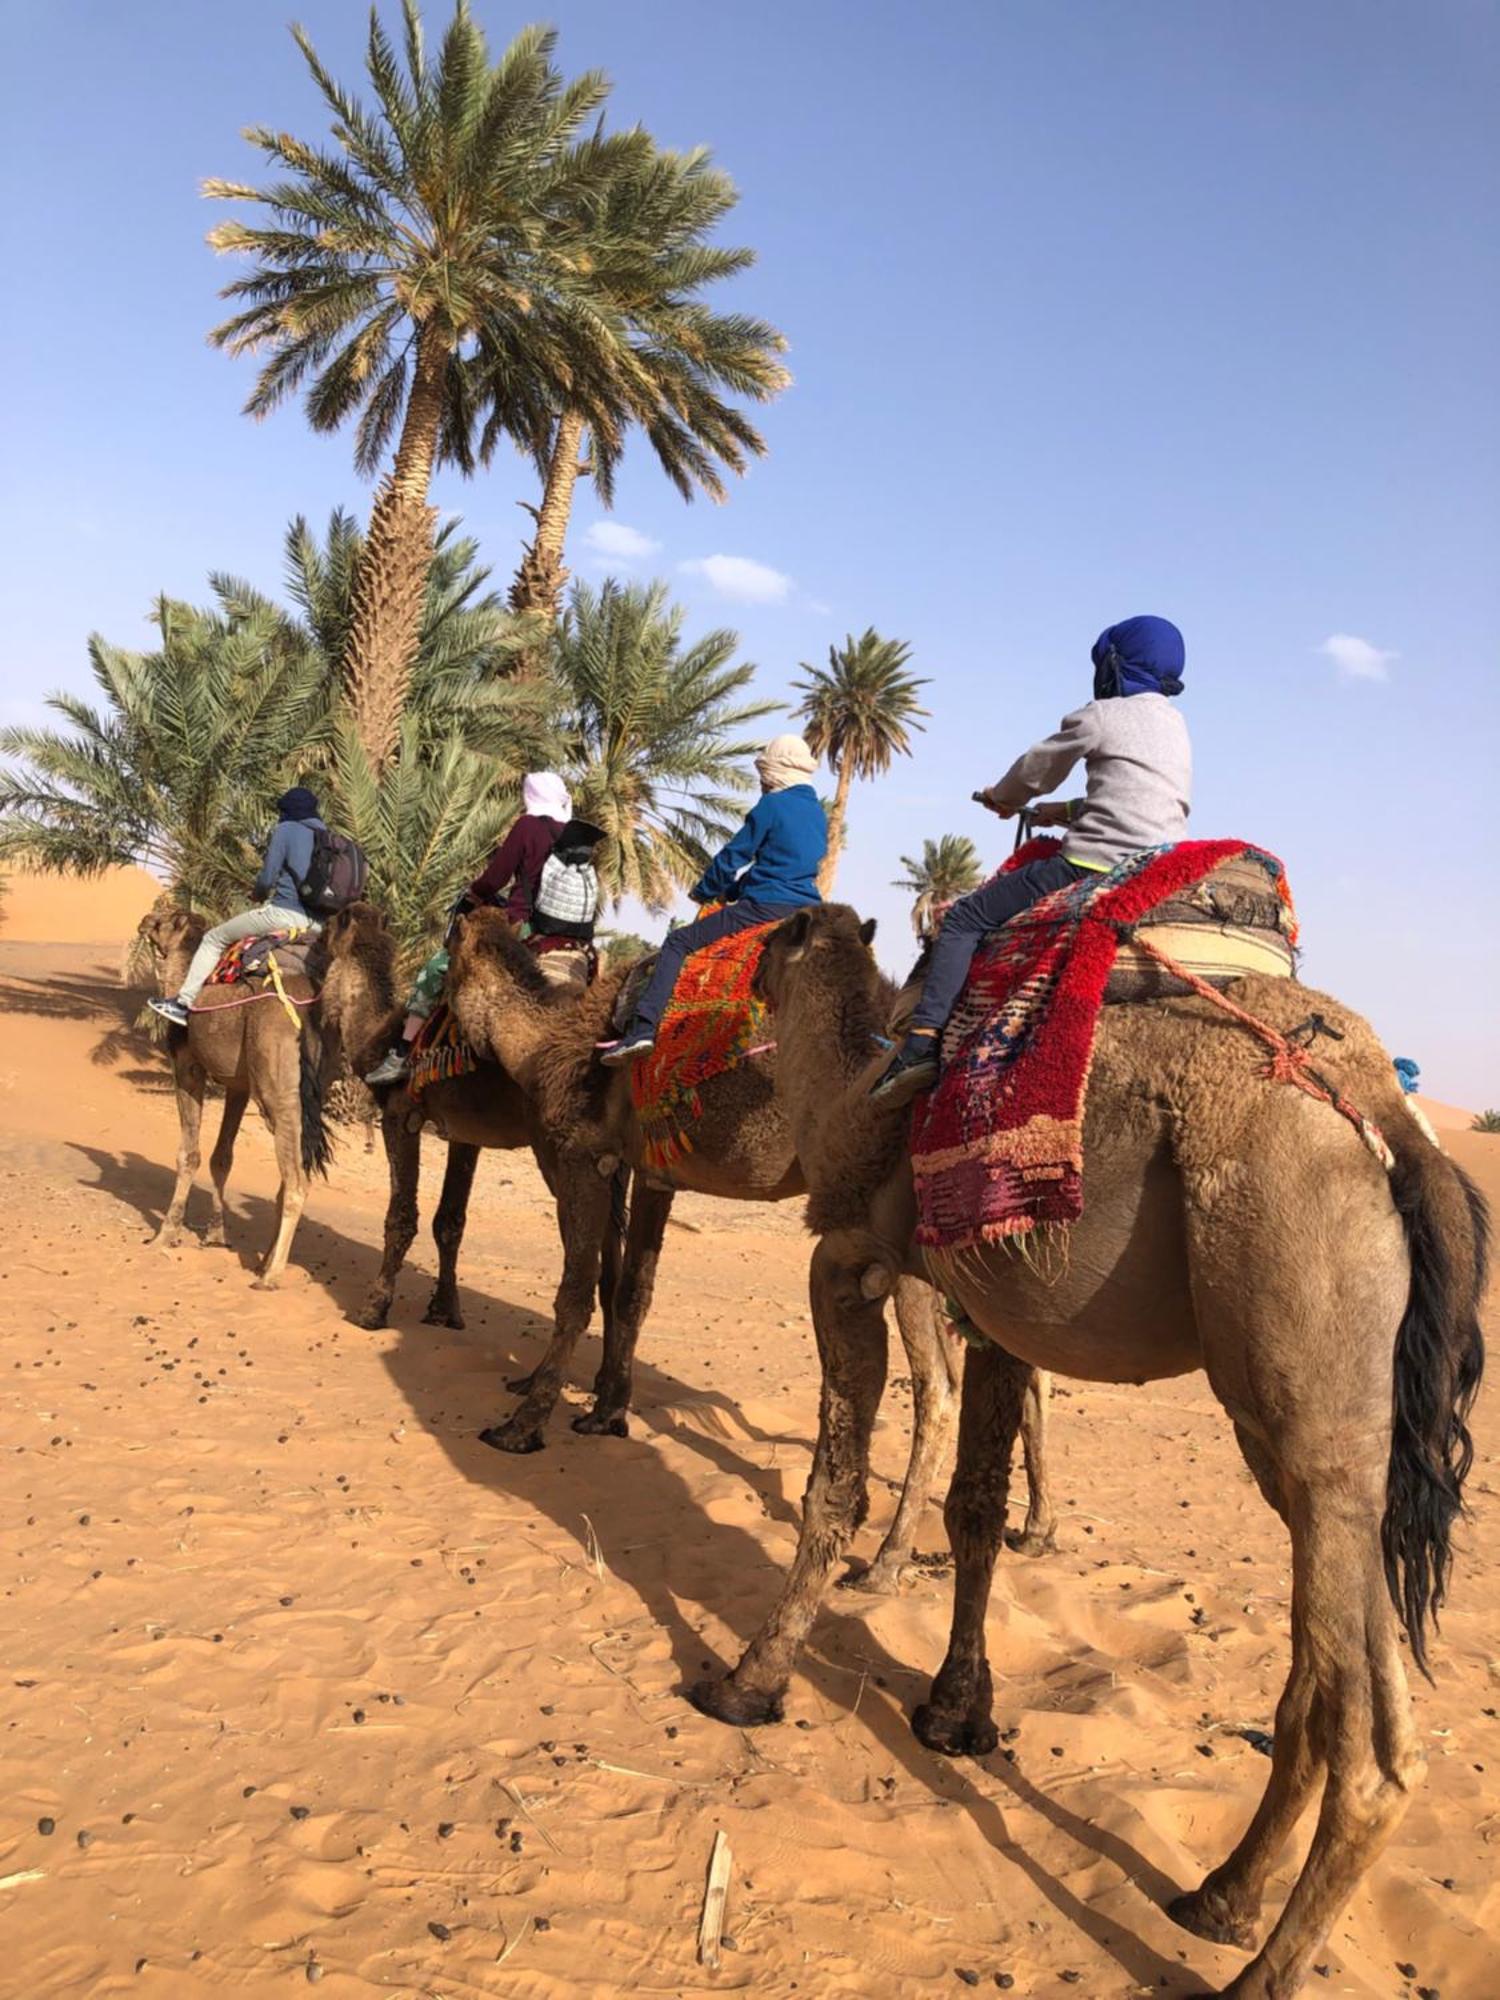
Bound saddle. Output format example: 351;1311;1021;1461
205;931;319;990
1105;851;1296;1001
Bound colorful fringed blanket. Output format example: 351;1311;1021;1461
630;917;780;1169
910;839;1296;1253
409;1003;479;1101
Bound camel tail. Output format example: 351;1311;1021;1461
299;1018;335;1180
1382;1131;1488;1678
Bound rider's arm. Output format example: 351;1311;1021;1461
253;824;290;901
467;820;529;907
980;705;1100;814
692;800;768;904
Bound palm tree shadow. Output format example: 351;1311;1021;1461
0;961;177;1091
382;1318;1204;1994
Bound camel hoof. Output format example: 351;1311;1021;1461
421;1303;465;1330
1005;1526;1059;1559
151;1230;181;1251
1167;1887;1257;1952
351;1302;389;1331
911;1702;999;1758
479;1423;545;1456
572;1409;629;1438
838;1558;903;1597
506;1370;537;1396
687;1677;785;1727
201;1232;227;1250
251;1276;279;1293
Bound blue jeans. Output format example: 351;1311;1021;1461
908;856;1091;1034
627;900;806;1034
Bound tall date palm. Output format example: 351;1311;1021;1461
204;4;633;770
793;629;929;894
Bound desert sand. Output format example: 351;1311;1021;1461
1;875;1496;2000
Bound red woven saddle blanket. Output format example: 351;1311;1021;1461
409;1003;479;1101
205;931;318;989
910;839;1296;1254
628;916;779;1169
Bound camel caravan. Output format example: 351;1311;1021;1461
137;618;1486;2000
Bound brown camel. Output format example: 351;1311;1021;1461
445;908;1056;1592
689;904;1487;2000
138;902;395;1287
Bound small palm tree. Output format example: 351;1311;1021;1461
1471;1109;1500;1134
205;4;633;770
894;835;984;937
508;140;789;638
549;578;776;910
0;598;328;914
793;629;929;893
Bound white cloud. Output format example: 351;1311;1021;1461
1318;633;1397;683
582;521;660;565
679;553;793;605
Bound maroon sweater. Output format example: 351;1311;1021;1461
467;814;562;923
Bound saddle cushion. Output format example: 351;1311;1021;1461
911;840;1297;1256
206;931;318;989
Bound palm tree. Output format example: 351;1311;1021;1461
793;629;929;893
548;578;777;910
204;4;636;771
506;142;789;640
1471;1110;1500;1134
893;835;985;937
0;515;554;954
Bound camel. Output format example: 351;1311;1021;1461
687;904;1487;1999
444;908;1055;1592
138;902;395;1287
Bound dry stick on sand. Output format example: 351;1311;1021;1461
697;1830;733;1969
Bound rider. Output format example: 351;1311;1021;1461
364;771;574;1086
868;615;1191;1108
149;786;326;1027
597;734;826;1065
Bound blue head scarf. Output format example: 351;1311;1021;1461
277;786;320;822
1091;616;1186;700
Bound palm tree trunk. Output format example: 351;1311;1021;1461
818;756;855;896
343;321;447;773
508;406;587;676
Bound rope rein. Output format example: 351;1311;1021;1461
1126;932;1394;1169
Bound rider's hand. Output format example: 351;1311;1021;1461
1030;800;1073;828
973;789;1015;819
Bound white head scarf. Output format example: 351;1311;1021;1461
755;734;817;793
522;771;572;822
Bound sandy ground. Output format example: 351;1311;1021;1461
1;879;1497;2000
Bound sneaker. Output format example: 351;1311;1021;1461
364;1047;412;1086
149;995;191;1028
597;1032;656;1067
867;1039;941;1108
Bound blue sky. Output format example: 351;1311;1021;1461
3;1;1496;1102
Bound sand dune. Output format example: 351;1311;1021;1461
1;927;1496;1998
2;862;162;944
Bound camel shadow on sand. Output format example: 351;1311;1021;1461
71;1132;1208;1992
382;1314;1207;1995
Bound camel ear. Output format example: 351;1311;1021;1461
782;907;815;961
858;917;878;948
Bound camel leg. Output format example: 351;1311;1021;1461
912;1341;1030;1757
252;1097;307;1291
423;1141;480;1329
1006;1367;1058;1555
844;1278;961;1596
1183;1474;1419;1999
203;1089;248;1249
690;1228;891;1726
481;1163;612;1454
575;1180;674;1438
354;1107;420;1330
153;1060;206;1248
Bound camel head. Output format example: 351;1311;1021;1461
753;904;878;1014
136;904;208;992
316;901;397;1059
445;906;561;1080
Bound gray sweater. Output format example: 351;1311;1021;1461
986;694;1191;869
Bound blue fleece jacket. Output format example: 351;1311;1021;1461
692;784;827;908
254;818;325;916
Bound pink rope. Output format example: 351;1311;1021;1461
189;987;315;1014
